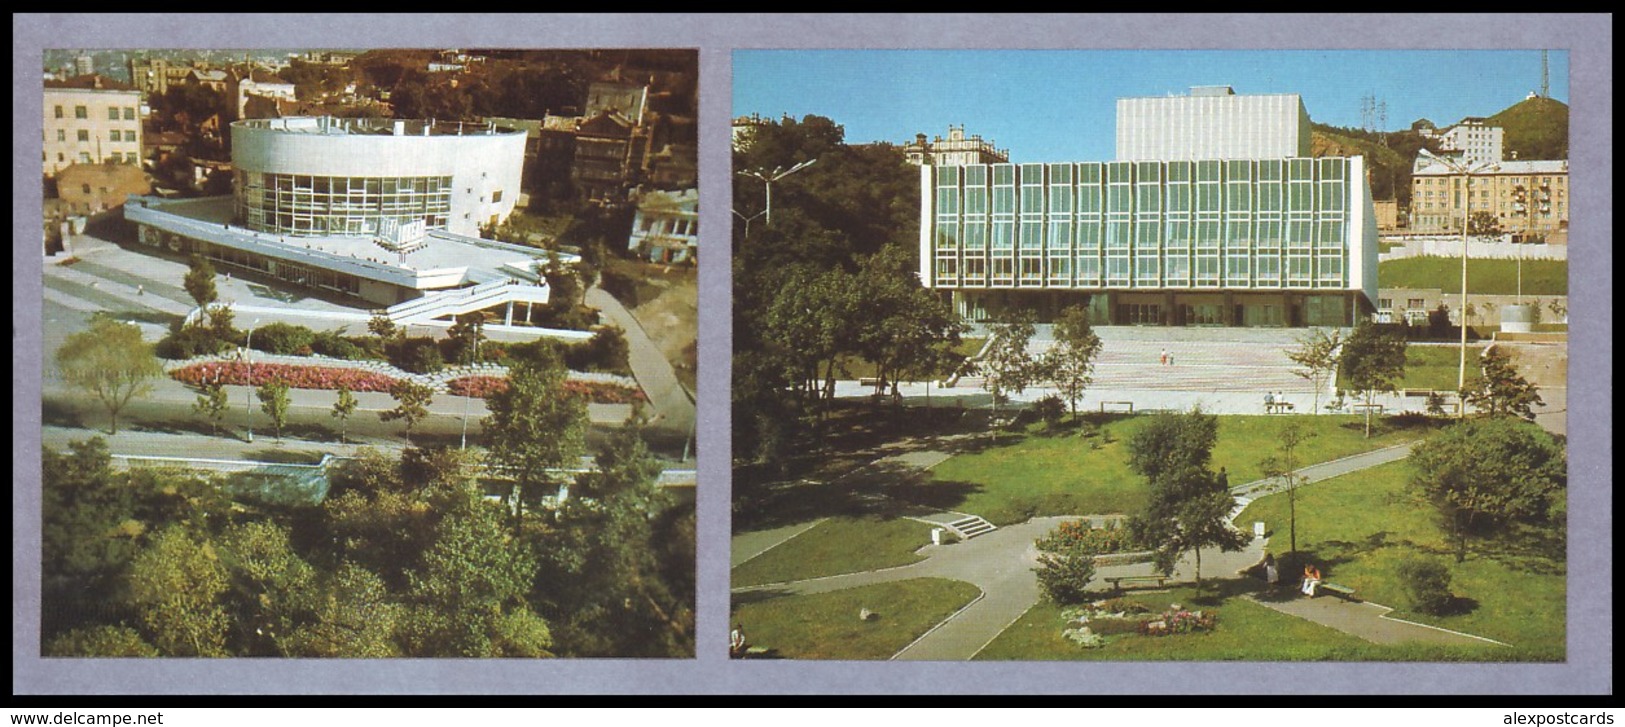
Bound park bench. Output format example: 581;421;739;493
1099;401;1135;413
1104;575;1170;591
1315;582;1359;601
1267;401;1295;413
858;377;882;388
1351;403;1385;416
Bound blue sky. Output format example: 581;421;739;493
734;50;1570;161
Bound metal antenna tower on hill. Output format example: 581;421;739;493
1377;99;1388;145
1541;50;1550;98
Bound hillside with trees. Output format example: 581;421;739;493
1486;95;1569;160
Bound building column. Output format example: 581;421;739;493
1164;291;1177;326
1222;291;1236;326
505;301;514;326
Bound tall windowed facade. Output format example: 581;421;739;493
921;87;1377;327
921;156;1377;326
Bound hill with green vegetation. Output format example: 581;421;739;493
1310;124;1440;207
1486;96;1569;160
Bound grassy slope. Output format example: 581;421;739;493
731;516;934;588
1486;96;1570;161
732;578;982;660
1378;257;1568;296
928;415;1440;525
1237;459;1565;658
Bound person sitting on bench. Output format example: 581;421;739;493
1301;563;1323;597
730;623;748;658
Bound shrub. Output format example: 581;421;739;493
598;268;639;305
253;322;316;355
387;336;444;374
1034;539;1097;605
1396;557;1454;615
444;375;648;404
564;326;631;374
310;331;367;360
1033;395;1066;427
156;323;230;359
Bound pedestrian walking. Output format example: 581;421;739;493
1265;391;1275;413
1168;352;1174;366
136;284;144;295
1264;553;1280;588
1217;466;1229;489
1160;348;1168;366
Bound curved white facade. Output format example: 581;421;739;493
231;117;526;237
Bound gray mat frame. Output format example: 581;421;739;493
13;13;1611;695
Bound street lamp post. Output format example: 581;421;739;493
1420;150;1479;418
736;159;816;227
244;319;261;442
460;337;479;451
731;208;767;241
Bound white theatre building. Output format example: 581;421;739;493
127;117;563;324
921;86;1378;327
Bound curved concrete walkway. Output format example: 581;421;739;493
731;438;1501;660
585;286;694;438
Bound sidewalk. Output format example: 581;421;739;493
586;286;694;438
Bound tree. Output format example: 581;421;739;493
183;254;218;309
531;419;694;656
1286;328;1343;415
1468;211;1502;237
1125;409;1248;587
44;625;160;657
445;312;486;366
56;316;164;435
1461;347;1544;420
217;521;316;656
1410;418;1566;563
979;311;1038;430
1339;322;1408;437
368;312;400;341
482;347;588;528
331;385;358;444
192;376;230;436
850;246;965;400
127;525;230;657
1043;305;1103;418
380;380;434;435
206;302;237;344
281;562;403;658
402;503;552;657
256;378;291;442
1033;537;1097;605
1258;422;1315;555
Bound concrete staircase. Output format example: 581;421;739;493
944;515;997;540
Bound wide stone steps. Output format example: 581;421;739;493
946;515;997;540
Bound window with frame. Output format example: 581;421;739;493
109;107;120;120
125;107;135;120
57;129;66;142
77;130;89;142
75;106;87;119
54;105;64;118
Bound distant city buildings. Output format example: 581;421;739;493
43;75;143;178
1419;117;1504;165
922;86;1377;327
73;54;94;77
902;126;1009;166
1409;157;1569;238
731;112;769;151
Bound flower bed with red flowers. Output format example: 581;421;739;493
1036;519;1141;556
171;361;399;392
446;375;647;404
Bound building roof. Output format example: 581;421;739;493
1413;158;1568;176
44;74;136;92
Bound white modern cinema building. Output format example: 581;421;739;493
920;86;1378;328
127;117;562;324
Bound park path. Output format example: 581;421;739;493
731;438;1495;660
585;286;694;439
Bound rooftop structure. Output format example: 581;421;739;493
1116;86;1312;161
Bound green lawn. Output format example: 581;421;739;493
975;584;1504;661
731;516;935;588
1237;459;1564;660
732;578;982;660
1339;345;1486;392
927;415;1440;525
1379;257;1568;296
